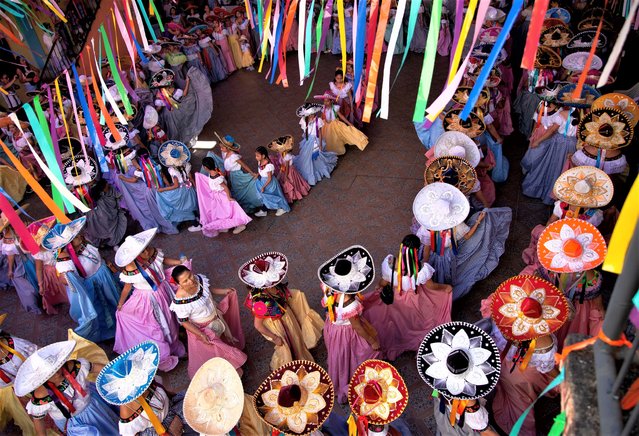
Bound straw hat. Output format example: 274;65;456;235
545;7;571;23
184;358;245;435
537;218;607;273
592;93;639;128
102;124;130;150
296;103;323;118
149;69;175;88
143;105;159;129
425;156;478;195
540;25;573;47
14;340;76;396
553;166;613;209
158;140;191;167
557;83;600;108
19;216;56;251
578;108;634;150
318;246;375;294
417;322;500;400
433;132;481;168
238;252;289;289
490;275;569;342
214;132;241;151
63;156;98;187
443;109;486;139
412;183;470;232
96;341;160;405
567;31;607;52
114;228;158;267
0;204;29;233
563;52;603;72
268;135;294;153
254;360;334;435
347;359;408;426
41;217;86;251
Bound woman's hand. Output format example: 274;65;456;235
7;270;13;280
199;333;211;344
272;336;284;346
261;187;265;193
477;211;486;223
370;340;381;351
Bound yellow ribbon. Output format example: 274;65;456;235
520;338;536;371
54;79;77;163
138;396;167;435
43;0;68;23
0;341;26;362
337;0;347;73
258;0;274;73
603;175;639;274
447;0;478;85
0;87;8;96
347;414;357;435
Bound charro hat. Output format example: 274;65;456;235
214;132;241;151
412;183;470;232
557;83;600;108
296;103;323;117
114;228;158;267
535;46;562;69
478;27;504;44
592;93;639;128
567;31;608;51
238;252;288;289
425;156;478;195
253;360;334;435
20;216;56;251
143;105;159;129
268;135;294;153
452;87;489;109
317;246;375;294
540;25;573;47
149;69;175;88
537;218;607;273
103;123;130;150
443;109;486;138
553;166;613;209
563;52;603;72
58;137;82;160
545;7;571;23
41;217;86;251
63;156;98;187
433;132;481;168
158;140;191;167
578;108;634;150
417;322;500;400
14;341;76;396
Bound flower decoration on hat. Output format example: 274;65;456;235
491;275;569;342
592;93;639;128
318;246;375;294
296;102;323;118
557;83;601;109
537;218;607;273
63;157;98;187
540;25;573;47
452;87;490;109
443;109;486;138
158;141;191;168
239;252;288;289
412;183;470;232
578;109;633;150
553;166;613;209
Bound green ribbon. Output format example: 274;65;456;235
257;0;264;39
412;0;442;122
548;411;566;436
99;24;133;115
148;0;164;32
304;0;326;99
304;0;316;78
135;0;158;42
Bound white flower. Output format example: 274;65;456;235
323;252;371;292
542;223;600;272
242;255;286;288
64;159;94;186
422;329;496;397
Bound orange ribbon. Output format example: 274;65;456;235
572;1;608;99
555;330;632;366
362;0;392;122
621;378;639;410
86;46;123;143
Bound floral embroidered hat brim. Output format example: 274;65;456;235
317;245;375;294
238;252;289;289
578;108;634;150
417;322;501;400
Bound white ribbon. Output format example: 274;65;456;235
128;0;150;51
597;0;639;88
379;0;407;119
91;39;128;126
298;0;307;85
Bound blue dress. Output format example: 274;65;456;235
414;116;445;150
63;270;102;342
477;132;510;183
200;43;228;83
293;119;337;186
255;163;291;212
156;168;199;225
206;151;263;213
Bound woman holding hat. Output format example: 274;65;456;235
268;135;310;203
362;234;453;361
295;103;338;186
155;140;200;228
170;265;247;377
142;105;168;158
114;229;186;372
15;340;120;435
240;252;323;370
254;146;291;216
319;245;381;404
317;90;369;155
206;133;263;213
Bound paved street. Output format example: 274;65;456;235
1;52;552;434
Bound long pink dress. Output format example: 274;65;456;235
212;31;237;73
169;275;247;378
33;251;68;315
195;172;252;237
114;249;186;372
323;295;381;404
363;255;452;361
272;153;310;203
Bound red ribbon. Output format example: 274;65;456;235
0;368;11;384
47;381;76;414
520;0;550;70
62;368;87;398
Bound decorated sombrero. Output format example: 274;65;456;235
577;108;634;150
238;252;289;289
557;83;600;108
184;357;245;435
20;216;56;251
14;340;76;396
563;52;603;72
142;43;162;55
102;124;130;150
296;102;323;117
96;341;160;405
535;46;562;69
537;218;607;273
471;44;507;64
63;156;98;187
568;69;612;86
268;135;294;153
567;31;607;52
58;137;82;160
317;246;375;294
253;360;334;436
425;156;478;195
546;7;571;23
417;322;501;400
149;69;175;88
478;27;504;44
542;18;566;29
115;228;158;268
412;183;470;232
540;25;573;47
452;87;490;109
313;91;337;101
538;84;562;102
490;275;569;342
158;140;191;167
433;131;481;168
214;132;241;151
592;93;639;128
348;360;408;426
188;24;209;34
443;109;486;138
41;217;86;252
553;166;613;209
578;17;613;32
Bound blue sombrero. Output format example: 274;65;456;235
546;7;571;23
557;83;601;108
96;341;160;405
42;217;86;251
158;140;191;167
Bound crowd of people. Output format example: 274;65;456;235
0;0;638;435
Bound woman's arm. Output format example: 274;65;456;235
184;77;191;96
181;320;211;344
261;172;272;192
349;316;380;350
35;259;44;295
253;317;284;346
33;417;47;436
336;111;354;127
486;124;503;143
211;287;233;296
464;212;486;240
162;256;183;267
158;175;179;192
474;190;490;209
237;158;257;176
425;279;452;293
546;213;560;225
530;124;560;148
117;283;132;310
7;254;14;280
222;181;234;201
118;173;139;183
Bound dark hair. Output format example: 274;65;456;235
335;69;344;78
400;234;423;277
90;179;108;199
171;265;191;283
401;234;421;250
255;146;269;159
202;156;217;170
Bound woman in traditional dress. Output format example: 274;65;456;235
317;91;368;155
267;135;310;203
254;146;291;217
170;265;246;377
194;157;251;236
206;134;263;213
155;141;199;228
328;69;354;122
1;218;40;314
196;33;228;83
319;246;381;404
114;229;186;372
14;340;120;435
294;103;338;186
85;179;127;249
6;125;44;181
212;20;237;73
240;252;323;370
363;234;453;361
226;17;245;69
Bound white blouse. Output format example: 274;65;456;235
223;153;242;172
381;254;435;292
168;165;191;186
170;275;216;322
258;163;275;178
1;241;20;256
571;149;628;175
504;335;558;374
0;334;37;388
203;175;227;192
322;294;363;326
33;250;56;266
119;249;167;290
552;201;604;227
119;384;169;436
329;82;352;99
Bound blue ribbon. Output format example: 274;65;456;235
269;0;285;84
124;20;149;63
134;260;158;291
353;0;367;96
509;368;565;435
460;0;524;120
0;188;36;221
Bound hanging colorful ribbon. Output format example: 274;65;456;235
64;70;90;160
364;0;380;78
148;0;164;31
99;25;133;116
303;0;331;98
297;0;307;83
362;0;392;122
337;0;347;73
598;0;639;87
0;22;26;48
269;3;286;83
135;0;158;41
128;0;150;50
138;396;167;435
509;369;565;435
352;0;367;96
257;0;265;39
259;0;274;73
304;0;315;78
277;0;300;87
603;175;639;274
412;0;443;122
379;0;407;119
448;0;464;72
572;0;607;99
391;0;421;87
42;0;67;23
0;192;40;255
460;0;523;120
90;39;128;125
447;0;478;84
521;0;550;70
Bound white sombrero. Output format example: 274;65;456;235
433;132;481;168
412;183;470;232
143;105;159;129
114;228;158;267
562;52;603;72
14;340;76;396
553;166;613;209
238;252;289;289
